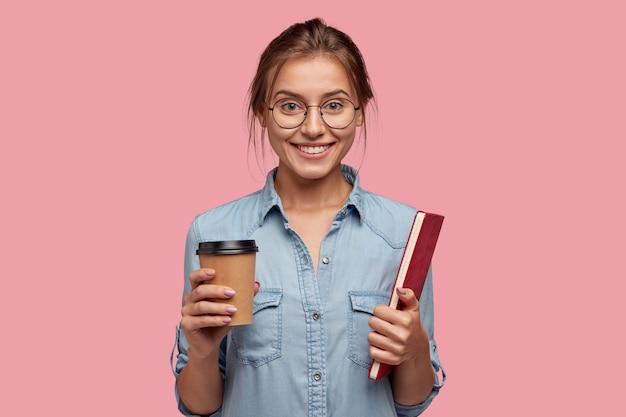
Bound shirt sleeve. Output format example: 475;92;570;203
171;325;227;417
171;221;227;416
394;339;446;416
394;265;447;416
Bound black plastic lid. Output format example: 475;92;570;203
196;240;259;255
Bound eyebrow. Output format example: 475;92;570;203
272;89;352;102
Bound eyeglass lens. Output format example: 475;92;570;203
271;98;357;129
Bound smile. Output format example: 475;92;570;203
295;144;331;154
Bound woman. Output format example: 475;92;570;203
173;18;445;417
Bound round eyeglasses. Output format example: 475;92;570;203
268;97;360;130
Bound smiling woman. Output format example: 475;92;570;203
173;17;445;417
263;55;362;185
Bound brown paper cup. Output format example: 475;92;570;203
197;240;258;326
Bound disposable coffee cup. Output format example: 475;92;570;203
196;240;259;326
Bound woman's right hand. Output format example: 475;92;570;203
180;268;259;359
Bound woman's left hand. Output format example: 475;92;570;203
368;287;430;366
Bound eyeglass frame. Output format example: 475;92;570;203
267;97;361;130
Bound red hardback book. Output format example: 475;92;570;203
368;210;444;380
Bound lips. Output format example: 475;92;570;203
295;144;331;154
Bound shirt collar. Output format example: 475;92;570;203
257;164;366;226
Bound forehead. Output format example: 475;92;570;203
269;55;356;101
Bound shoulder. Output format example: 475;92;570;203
357;189;418;248
189;189;264;242
345;165;418;243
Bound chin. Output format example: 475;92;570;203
295;164;341;180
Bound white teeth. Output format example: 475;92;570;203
297;145;330;154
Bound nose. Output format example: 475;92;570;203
299;106;326;137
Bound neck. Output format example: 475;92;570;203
274;166;352;212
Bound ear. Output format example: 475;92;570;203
355;104;366;127
258;114;267;128
255;103;270;128
254;105;268;128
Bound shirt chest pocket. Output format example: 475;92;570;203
347;292;390;368
230;288;283;367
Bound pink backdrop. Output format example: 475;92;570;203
2;1;625;415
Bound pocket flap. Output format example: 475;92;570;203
348;292;389;314
253;288;283;313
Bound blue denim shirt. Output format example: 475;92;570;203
173;165;445;417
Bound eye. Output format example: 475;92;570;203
322;99;346;113
276;99;305;114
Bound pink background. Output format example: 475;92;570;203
1;0;625;415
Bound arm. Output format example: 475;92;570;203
177;268;256;415
388;288;435;405
368;287;435;406
177;343;225;415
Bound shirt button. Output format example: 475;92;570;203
312;312;320;321
341;209;347;216
313;372;322;381
322;257;330;264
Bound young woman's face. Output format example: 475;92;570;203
262;55;363;182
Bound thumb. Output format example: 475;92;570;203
396;287;419;311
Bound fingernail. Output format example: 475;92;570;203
205;269;215;276
396;287;407;295
224;289;236;297
222;317;232;324
226;307;238;314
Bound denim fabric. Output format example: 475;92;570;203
173;165;445;417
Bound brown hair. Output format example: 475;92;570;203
247;18;375;159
